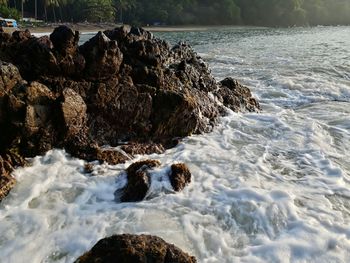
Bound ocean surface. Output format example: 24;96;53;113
1;26;350;262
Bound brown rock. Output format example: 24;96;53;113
0;61;24;123
0;32;11;45
17;36;58;80
119;159;161;202
60;88;87;139
96;148;130;165
0;61;23;92
0;170;16;202
25;81;55;104
169;163;192;192
0;151;26;202
50;26;85;77
50;25;79;56
12;29;32;42
79;31;123;80
121;142;165;156
75;234;196;263
217;77;261;112
84;163;94;174
0;26;260;200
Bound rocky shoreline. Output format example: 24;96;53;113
0;25;260;261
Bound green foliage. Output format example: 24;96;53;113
4;0;350;26
0;5;20;20
115;0;241;25
79;0;115;22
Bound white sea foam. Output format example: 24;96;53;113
1;26;350;262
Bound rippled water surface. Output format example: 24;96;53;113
2;26;350;262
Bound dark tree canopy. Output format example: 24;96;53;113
1;0;350;26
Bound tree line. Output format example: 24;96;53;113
1;0;350;26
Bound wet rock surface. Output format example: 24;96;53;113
0;151;26;201
119;159;161;202
116;159;191;202
169;163;192;192
75;234;197;263
0;25;259;201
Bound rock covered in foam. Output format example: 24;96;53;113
116;160;192;202
0;25;260;201
119;159;161;202
216;77;261;112
75;234;197;263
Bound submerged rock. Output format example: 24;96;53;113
75;234;197;263
0;25;260;201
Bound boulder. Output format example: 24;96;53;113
14;36;58;80
0;61;23;92
169;163;192;192
50;26;85;77
50;25;79;56
119;160;161;202
217;77;261;112
75;234;197;263
116;160;193;202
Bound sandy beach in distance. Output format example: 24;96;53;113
20;22;215;34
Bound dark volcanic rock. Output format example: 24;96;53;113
0;151;26;202
169;163;192;192
0;26;260;201
217;77;261;112
60;88;87;140
50;26;85;77
0;60;23;91
117;160;192;202
13;36;58;80
50;26;79;56
79;31;123;80
12;29;32;42
96;148;130;165
75;234;196;263
119;159;161;202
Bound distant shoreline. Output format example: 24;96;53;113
20;23;208;34
19;22;250;34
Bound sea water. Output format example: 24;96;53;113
1;26;350;262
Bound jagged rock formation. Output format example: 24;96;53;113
75;234;197;263
0;25;260;201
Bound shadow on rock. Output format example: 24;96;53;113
75;234;197;263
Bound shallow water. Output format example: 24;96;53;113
2;26;350;262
